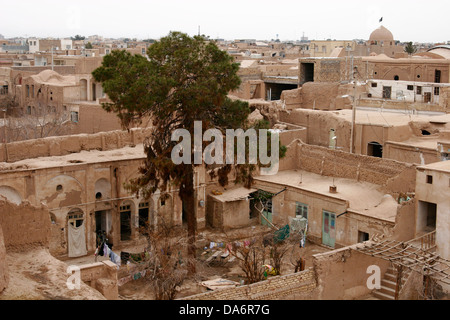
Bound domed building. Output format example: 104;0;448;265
365;25;404;58
369;25;394;45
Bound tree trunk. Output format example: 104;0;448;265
180;164;197;273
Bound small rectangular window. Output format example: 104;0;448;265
426;175;433;184
434;87;440;96
417;86;422;95
407;85;414;91
371;82;377;88
70;111;79;123
295;202;308;220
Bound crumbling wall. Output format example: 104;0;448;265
0;200;51;252
79;261;118;300
179;268;317;300
0;128;152;163
312;243;390;300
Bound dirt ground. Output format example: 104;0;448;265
117;223;330;300
0;223;330;300
0;249;106;300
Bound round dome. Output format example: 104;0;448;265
369;25;394;42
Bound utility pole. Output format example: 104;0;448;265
51;46;54;71
350;57;357;154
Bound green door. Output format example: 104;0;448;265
261;199;273;226
322;210;336;248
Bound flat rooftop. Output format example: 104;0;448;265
332;108;450;127
418;159;450;173
255;169;398;222
0;144;146;172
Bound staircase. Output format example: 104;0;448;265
373;265;409;300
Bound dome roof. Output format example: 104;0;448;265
369;25;394;41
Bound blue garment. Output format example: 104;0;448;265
110;251;121;269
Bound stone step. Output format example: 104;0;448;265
373;290;395;300
379;284;396;296
381;279;397;290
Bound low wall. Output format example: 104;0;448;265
294;142;416;194
0;200;51;294
0;127;152;163
312;243;390;300
384;141;440;165
79;260;119;300
179;268;317;300
0;200;51;251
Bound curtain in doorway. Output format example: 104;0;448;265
68;222;87;257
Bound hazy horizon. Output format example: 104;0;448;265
1;0;448;43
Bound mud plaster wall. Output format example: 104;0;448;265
0;127;152;163
180;268;317;300
0;200;51;252
206;196;250;230
72;104;133;135
280;82;358;111
384;142;440;165
292;142;416;195
279;109;352;150
313;244;390;300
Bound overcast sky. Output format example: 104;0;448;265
1;0;448;43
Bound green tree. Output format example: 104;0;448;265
71;35;85;40
85;42;93;49
404;41;417;56
92;31;285;270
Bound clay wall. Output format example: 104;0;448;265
384;142;440;165
368;59;450;84
79;260;118;300
280;82;358;111
206;196;250;230
73;104;124;134
0;200;51;251
299;57;373;84
391;199;416;242
293;142;416;193
312;243;390;300
179;268;317;300
11;65;77;75
0;127;152;163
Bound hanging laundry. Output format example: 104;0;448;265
110;251;121;269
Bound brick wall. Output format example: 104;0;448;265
179;268;317;300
